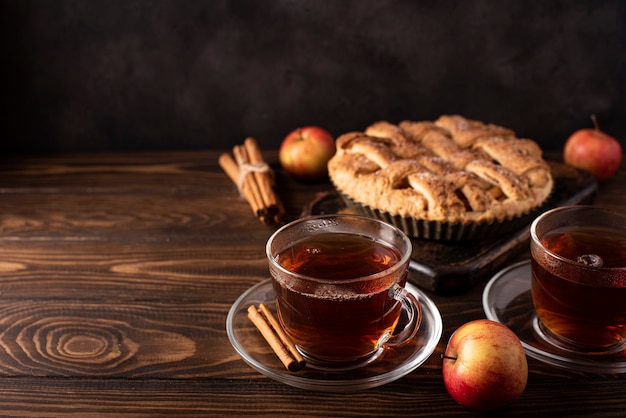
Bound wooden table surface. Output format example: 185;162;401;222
0;150;623;417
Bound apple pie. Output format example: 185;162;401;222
327;115;554;240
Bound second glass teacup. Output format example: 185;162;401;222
530;205;626;354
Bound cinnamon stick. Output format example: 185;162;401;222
233;145;268;222
244;138;286;223
258;303;305;368
218;153;264;219
247;304;305;372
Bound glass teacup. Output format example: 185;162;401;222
530;205;626;354
266;214;421;370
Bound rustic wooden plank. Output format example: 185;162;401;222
0;375;622;417
0;154;225;192
0;299;245;378
0;242;265;302
0;193;279;242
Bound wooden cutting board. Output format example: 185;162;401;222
304;161;598;294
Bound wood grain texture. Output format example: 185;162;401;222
0;150;622;416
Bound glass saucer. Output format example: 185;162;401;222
226;279;443;392
482;260;626;374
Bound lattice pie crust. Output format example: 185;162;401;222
328;115;553;225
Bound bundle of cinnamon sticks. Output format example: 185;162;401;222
219;138;285;225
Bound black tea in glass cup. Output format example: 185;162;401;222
530;205;626;354
266;214;421;370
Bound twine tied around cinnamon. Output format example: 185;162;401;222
236;161;272;194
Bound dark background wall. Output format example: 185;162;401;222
2;0;625;152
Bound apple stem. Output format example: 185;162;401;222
441;354;457;360
591;114;600;131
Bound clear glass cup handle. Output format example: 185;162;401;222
381;283;422;348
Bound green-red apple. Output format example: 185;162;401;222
279;126;335;181
442;319;528;411
563;116;622;181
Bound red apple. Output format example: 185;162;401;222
279;126;336;181
563;115;622;181
442;319;528;411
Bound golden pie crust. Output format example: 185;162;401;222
328;115;553;237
